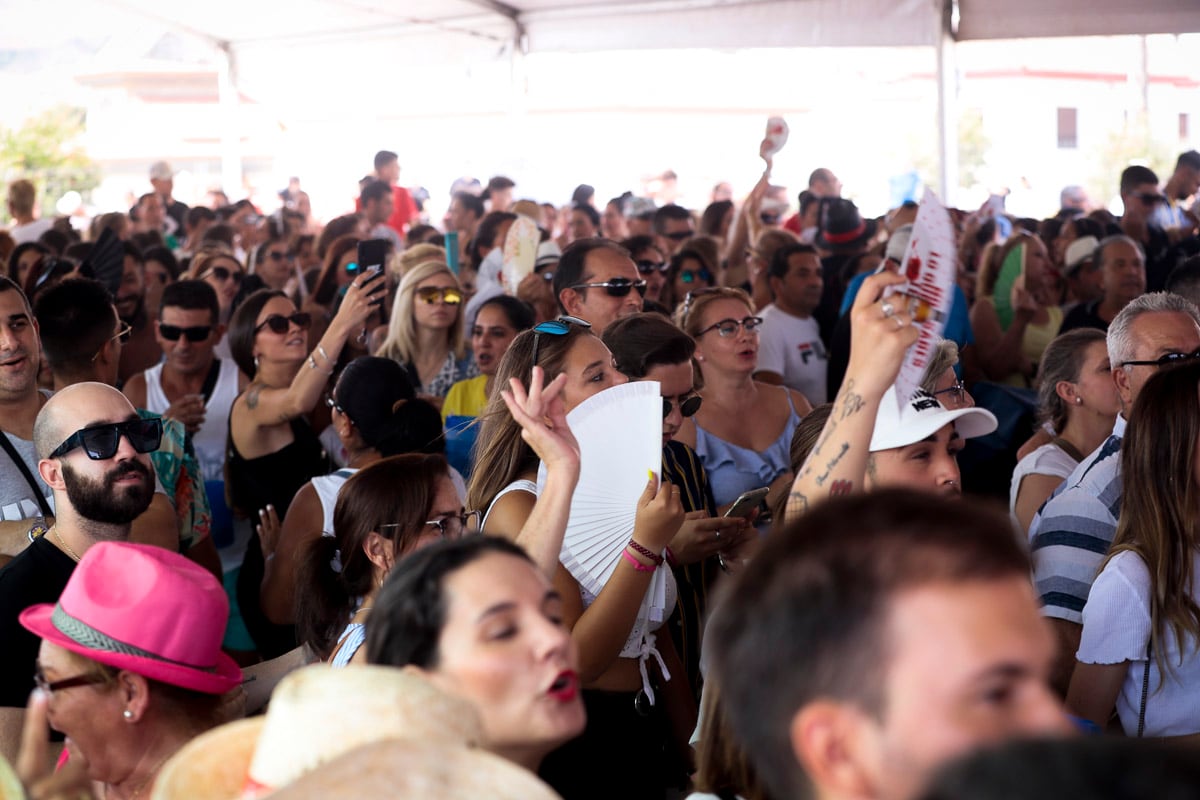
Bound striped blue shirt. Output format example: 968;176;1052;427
1029;416;1126;624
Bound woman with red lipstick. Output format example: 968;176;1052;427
226;278;384;659
367;536;587;774
674;288;811;520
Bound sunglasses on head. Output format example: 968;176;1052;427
531;315;591;365
568;277;648;298
204;265;243;285
415;287;463;306
159;323;213;342
254;312;312;335
636;260;669;275
49;417;163;461
663;394;702;419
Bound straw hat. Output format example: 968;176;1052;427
270;740;562;800
151;664;483;800
19;542;241;695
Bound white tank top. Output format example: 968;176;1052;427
143;357;240;483
313;469;358;537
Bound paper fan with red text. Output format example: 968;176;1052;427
536;380;670;622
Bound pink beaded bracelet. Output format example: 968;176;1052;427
622;548;656;572
627;539;664;566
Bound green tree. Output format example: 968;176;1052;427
0;105;100;223
1086;112;1173;209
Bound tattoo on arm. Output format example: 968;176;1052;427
829;480;853;496
246;383;262;410
814;442;850;487
839;380;864;420
786;491;809;517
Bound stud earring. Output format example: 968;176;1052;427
254;355;260;371
1075;397;1082;405
123;709;133;720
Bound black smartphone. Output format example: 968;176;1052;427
356;239;388;275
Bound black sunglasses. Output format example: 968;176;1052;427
1136;192;1165;205
530;315;591;365
204;265;244;284
635;260;669;275
255;312;312;334
49;417;163;461
664;230;693;241
159;324;212;342
568;277;648;298
265;251;292;262
1119;348;1200;369
663;395;702;419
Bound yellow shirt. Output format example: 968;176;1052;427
442;375;489;421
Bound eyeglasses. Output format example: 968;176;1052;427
664;230;693;241
1119;348;1200;369
415;287;463;306
663;394;702;419
679;269;713;285
91;320;133;363
531;315;591;365
255;312;312;334
158;324;212;342
697;316;763;338
49;417;163;460
202;265;244;285
568;278;647;298
635;260;669;275
424;511;482;541
932;379;967;405
33;669;106;697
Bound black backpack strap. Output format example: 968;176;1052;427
0;431;53;518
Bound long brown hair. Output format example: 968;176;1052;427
693;677;768;800
466;322;595;521
1112;362;1200;677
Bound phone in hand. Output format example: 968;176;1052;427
356;239;388;276
724;487;770;519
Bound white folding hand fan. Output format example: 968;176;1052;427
536;380;670;622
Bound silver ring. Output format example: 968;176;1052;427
881;301;895;318
894;316;905;329
715;530;721;541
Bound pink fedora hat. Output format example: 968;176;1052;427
20;541;241;694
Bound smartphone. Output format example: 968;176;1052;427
356;239;388;275
724;487;770;519
445;231;460;275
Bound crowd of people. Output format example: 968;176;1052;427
1;143;1200;799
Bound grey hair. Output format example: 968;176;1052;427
918;338;960;394
1107;292;1200;367
1036;328;1108;433
1094;233;1145;270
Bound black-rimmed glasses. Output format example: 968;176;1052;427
158;324;213;342
49;417;163;461
568;277;647;298
530;315;591;365
34;669;106;696
255;312;312;334
664;395;702;419
697;316;763;338
1119;349;1200;369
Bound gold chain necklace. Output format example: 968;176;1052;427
51;527;81;562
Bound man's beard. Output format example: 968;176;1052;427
62;459;154;527
116;294;145;326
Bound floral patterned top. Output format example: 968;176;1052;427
406;352;478;399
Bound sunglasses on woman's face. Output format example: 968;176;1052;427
663;394;702;419
265;251;292;262
415;287;463;306
204;265;244;285
158;324;213;342
254;312;312;335
679;269;713;285
568;277;648;298
636;260;669;275
49;417;163;460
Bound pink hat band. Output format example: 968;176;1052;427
20;542;241;695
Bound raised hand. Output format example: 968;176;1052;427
17;690;95;800
499;366;580;477
632;474;685;554
845;271;920;400
256;504;281;560
333;267;387;335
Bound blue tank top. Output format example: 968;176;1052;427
693;388;800;509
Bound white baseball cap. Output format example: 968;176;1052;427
869;386;997;452
1064;236;1100;275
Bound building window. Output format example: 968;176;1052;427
1181;113;1190;141
1057;107;1078;149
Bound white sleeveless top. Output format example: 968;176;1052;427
481;479;538;531
313;469;358;537
143;357;240;483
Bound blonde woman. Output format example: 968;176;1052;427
375;260;477;402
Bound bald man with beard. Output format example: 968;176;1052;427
0;383;160;760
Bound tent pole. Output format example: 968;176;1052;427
935;0;959;205
217;42;244;201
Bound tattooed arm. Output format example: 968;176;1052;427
784;272;919;522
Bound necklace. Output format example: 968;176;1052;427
103;752;173;800
51;527;81;562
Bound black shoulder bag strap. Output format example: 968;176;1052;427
0;431;53;518
199;359;222;404
1136;638;1151;737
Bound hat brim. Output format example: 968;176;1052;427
870;405;998;451
19;605;242;695
151;717;262;800
815;218;878;251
